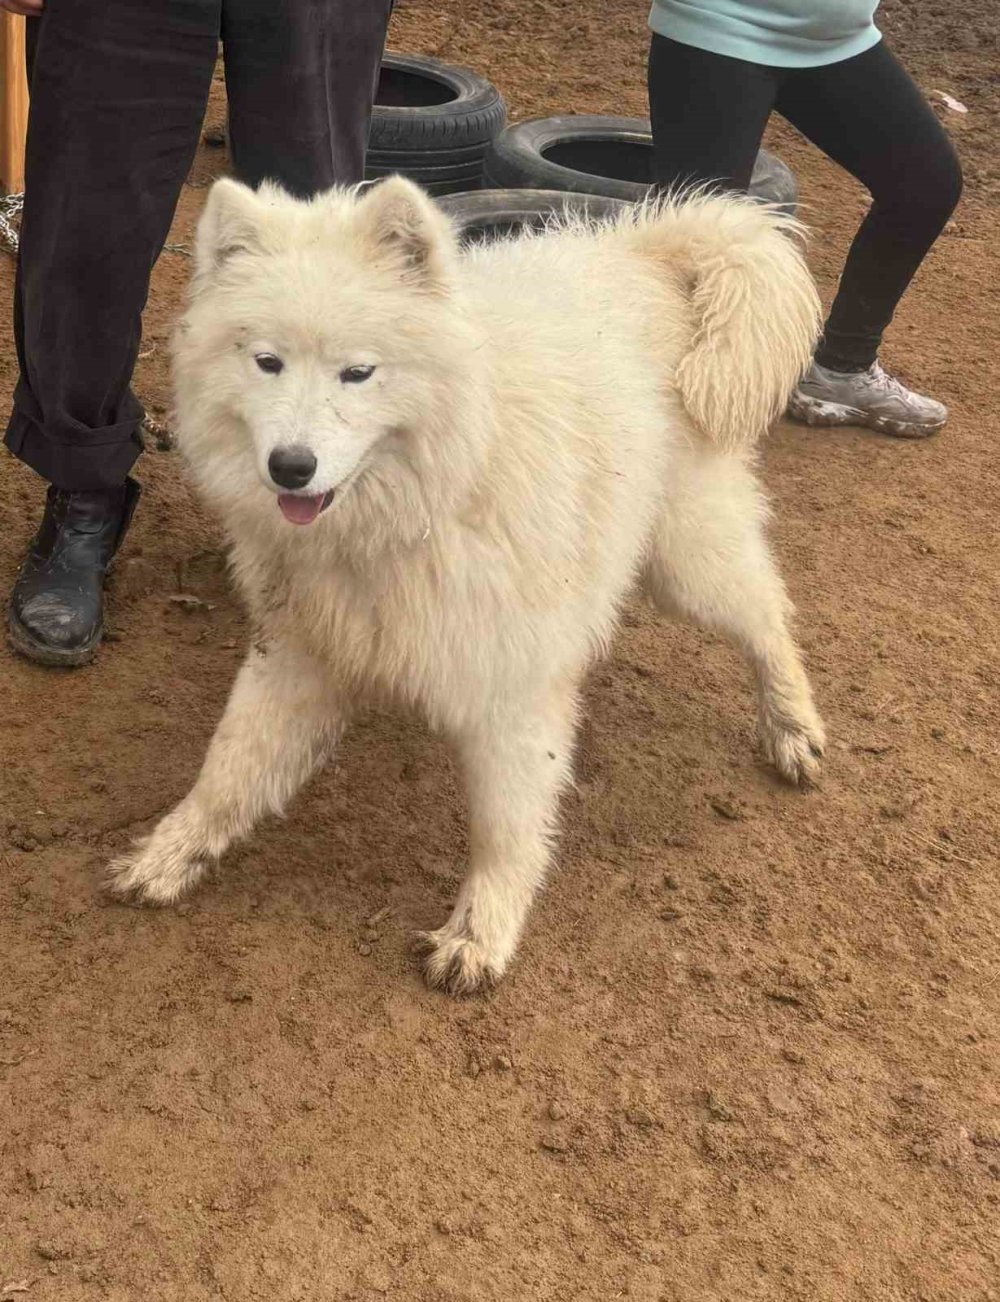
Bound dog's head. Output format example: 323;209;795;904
174;176;480;534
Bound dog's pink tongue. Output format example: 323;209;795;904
278;493;325;526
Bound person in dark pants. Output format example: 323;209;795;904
2;0;393;667
647;1;962;440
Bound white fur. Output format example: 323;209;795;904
107;177;826;993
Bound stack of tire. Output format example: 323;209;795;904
366;54;798;246
365;53;507;198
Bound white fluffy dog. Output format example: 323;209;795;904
108;176;825;993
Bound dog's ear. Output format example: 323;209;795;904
355;176;455;293
194;178;270;282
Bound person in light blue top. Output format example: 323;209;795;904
647;1;962;438
650;0;882;67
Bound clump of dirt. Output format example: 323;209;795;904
1;2;998;1298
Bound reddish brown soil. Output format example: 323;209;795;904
2;2;999;1299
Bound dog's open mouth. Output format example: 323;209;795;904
277;490;335;526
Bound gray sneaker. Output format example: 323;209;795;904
788;360;947;438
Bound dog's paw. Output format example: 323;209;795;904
105;837;207;906
417;926;504;996
760;708;826;786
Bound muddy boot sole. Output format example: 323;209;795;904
6;605;102;667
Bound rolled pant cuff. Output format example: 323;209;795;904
4;405;144;492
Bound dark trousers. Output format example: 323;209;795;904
647;35;963;372
5;0;393;492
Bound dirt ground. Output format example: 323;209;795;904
1;1;999;1299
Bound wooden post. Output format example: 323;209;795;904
0;12;28;193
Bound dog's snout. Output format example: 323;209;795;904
268;445;318;490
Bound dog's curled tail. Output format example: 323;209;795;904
630;190;822;453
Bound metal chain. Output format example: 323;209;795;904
0;192;24;256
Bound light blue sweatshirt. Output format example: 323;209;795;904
649;1;882;68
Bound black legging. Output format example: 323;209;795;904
648;35;963;372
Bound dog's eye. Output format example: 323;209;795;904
340;364;376;385
255;353;284;375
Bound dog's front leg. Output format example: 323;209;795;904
106;640;345;905
422;693;578;994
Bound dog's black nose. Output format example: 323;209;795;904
268;446;317;490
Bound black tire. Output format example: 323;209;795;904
483;115;797;214
366;159;486;186
411;177;486;198
369;53;506;156
367;139;489;171
438;189;630;245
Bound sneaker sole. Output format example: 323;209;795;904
6;606;102;668
787;392;944;440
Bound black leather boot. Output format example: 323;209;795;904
7;478;141;667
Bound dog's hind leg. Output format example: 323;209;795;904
106;640;345;905
644;450;825;785
421;688;579;995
